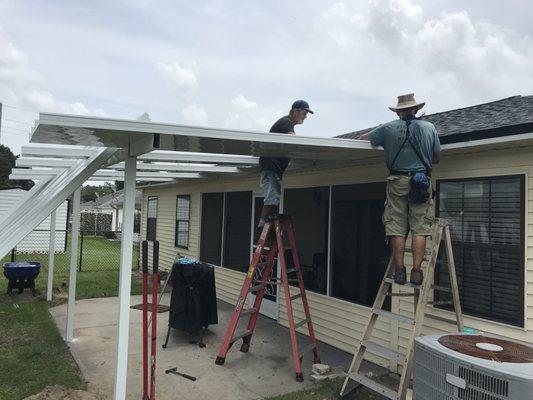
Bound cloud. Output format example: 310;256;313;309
225;94;283;131
26;90;106;116
156;61;198;91
182;102;208;125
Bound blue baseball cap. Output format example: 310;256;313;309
291;100;314;114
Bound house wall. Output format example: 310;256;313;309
141;144;533;370
0;189;68;252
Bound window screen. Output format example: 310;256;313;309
175;195;190;248
436;176;524;327
330;182;390;309
200;193;223;265
283;186;329;294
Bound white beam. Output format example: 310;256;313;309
140;150;258;164
114;155;136;400
46;210;56;301
66;187;81;342
92;170;201;179
85;176;175;182
21;145;93;158
17;157;78;168
109;161;241;173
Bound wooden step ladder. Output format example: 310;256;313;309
215;213;321;381
339;218;464;400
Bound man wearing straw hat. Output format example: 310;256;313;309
360;94;441;285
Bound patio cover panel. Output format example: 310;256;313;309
31;113;384;161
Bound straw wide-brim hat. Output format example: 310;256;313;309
389;93;425;112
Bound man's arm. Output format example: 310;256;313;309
432;128;441;164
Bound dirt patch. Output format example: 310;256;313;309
23;385;104;400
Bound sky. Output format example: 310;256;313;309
0;0;532;155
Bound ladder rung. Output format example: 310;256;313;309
290;293;302;301
231;330;251;344
432;285;452;293
428;300;453;306
384;278;422;290
294;319;309;329
240;307;257;316
256;261;271;268
360;340;406;365
373;309;414;326
387;292;416;297
347;372;398;400
286;268;297;274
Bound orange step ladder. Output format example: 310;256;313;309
215;214;320;381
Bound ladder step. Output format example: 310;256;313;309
347;372;398;400
373;309;414;326
290;293;302;301
384;278;422;290
240;308;257;316
387;292;416;297
231;330;252;344
428;300;453;306
360;340;406;365
432;285;452;293
294;319;309;329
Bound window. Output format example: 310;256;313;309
200;193;224;265
146;196;158;241
436;176;525;327
223;191;252;272
283;187;329;294
330;183;391;309
175;195;190;248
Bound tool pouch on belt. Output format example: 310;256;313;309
389;118;432;204
408;172;430;204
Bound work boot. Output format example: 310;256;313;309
410;268;424;286
393;266;407;285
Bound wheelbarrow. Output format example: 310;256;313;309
3;261;41;295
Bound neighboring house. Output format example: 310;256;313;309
139;95;533;372
0;188;68;253
81;189;142;237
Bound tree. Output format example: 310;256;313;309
81;184;114;203
0;145;34;190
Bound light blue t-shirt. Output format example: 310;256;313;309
368;117;441;173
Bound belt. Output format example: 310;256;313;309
389;170;430;177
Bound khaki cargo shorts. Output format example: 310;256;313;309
383;175;434;237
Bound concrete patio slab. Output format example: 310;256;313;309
49;295;389;400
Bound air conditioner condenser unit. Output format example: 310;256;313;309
414;333;533;399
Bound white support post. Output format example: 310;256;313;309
66;187;81;342
114;155;137;400
47;210;57;301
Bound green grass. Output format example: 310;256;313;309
0;301;87;399
1;235;141;299
263;380;382;400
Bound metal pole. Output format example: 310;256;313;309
47;210;57;301
114;155;137;400
66;187;81;342
10;248;15;262
78;231;84;272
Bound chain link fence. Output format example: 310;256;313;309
4;230;139;272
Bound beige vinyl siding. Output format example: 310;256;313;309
141;143;533;372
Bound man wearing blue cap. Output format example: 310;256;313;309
255;100;314;240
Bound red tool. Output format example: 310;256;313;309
215;214;320;381
142;241;149;400
141;240;159;400
150;241;159;400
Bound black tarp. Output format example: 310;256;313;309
168;261;218;333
